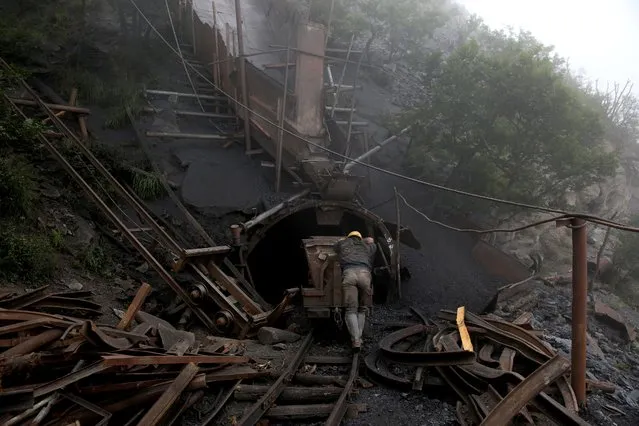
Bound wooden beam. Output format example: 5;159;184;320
102;354;249;366
9;98;90;114
182;246;232;258
135;363;199;426
117;283;152;330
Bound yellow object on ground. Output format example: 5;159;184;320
347;231;362;239
456;306;474;352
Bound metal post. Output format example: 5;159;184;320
570;217;588;407
275;42;291;193
234;0;252;153
329;34;355;119
343;51;364;156
394;187;402;300
190;0;197;55
324;0;336;48
211;2;220;83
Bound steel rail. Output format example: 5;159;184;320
2;87;217;332
325;353;359;426
237;331;314;425
379;324;475;366
0;58;184;257
480;355;571;426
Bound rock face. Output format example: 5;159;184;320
492;282;639;424
493;142;638;275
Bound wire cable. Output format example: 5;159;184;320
397;192;569;234
129;0;639;232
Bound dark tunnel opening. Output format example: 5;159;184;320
247;207;390;306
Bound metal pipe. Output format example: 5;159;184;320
329;34;355;119
394;187;401;300
145;89;226;101
242;189;310;230
570;217;588;407
343;126;411;173
234;0;252;153
230;224;242;246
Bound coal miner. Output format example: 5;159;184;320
334;231;377;351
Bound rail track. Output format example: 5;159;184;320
0;57;291;339
199;330;362;425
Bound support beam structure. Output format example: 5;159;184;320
234;0;252;153
571;217;588;407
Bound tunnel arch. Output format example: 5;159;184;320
244;200;396;305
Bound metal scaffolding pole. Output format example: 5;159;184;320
329;34;355;119
234;0;252;153
570;217;588;407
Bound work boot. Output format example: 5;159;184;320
357;312;366;340
352;338;361;353
345;312;360;351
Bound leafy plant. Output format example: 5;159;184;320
403;28;617;214
132;169;164;200
0;156;36;217
50;229;65;250
0;226;55;281
83;242;108;274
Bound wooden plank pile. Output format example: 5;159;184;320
0;284;266;425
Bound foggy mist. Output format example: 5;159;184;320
458;0;639;91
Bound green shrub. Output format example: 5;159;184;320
132;169;163;200
50;229;65;250
0;228;55;281
82;242;108;274
0;156;35;217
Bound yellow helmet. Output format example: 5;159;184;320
347;231;362;239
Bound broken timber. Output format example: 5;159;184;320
9;98;91;114
136;363;199;426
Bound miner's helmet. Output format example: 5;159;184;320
347;231;362;239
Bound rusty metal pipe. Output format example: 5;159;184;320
230;224;242;246
2;328;63;358
234;0;252;153
242;189;310;230
343;126;411;173
571;217;588;407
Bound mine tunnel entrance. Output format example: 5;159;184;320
247;205;391;306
